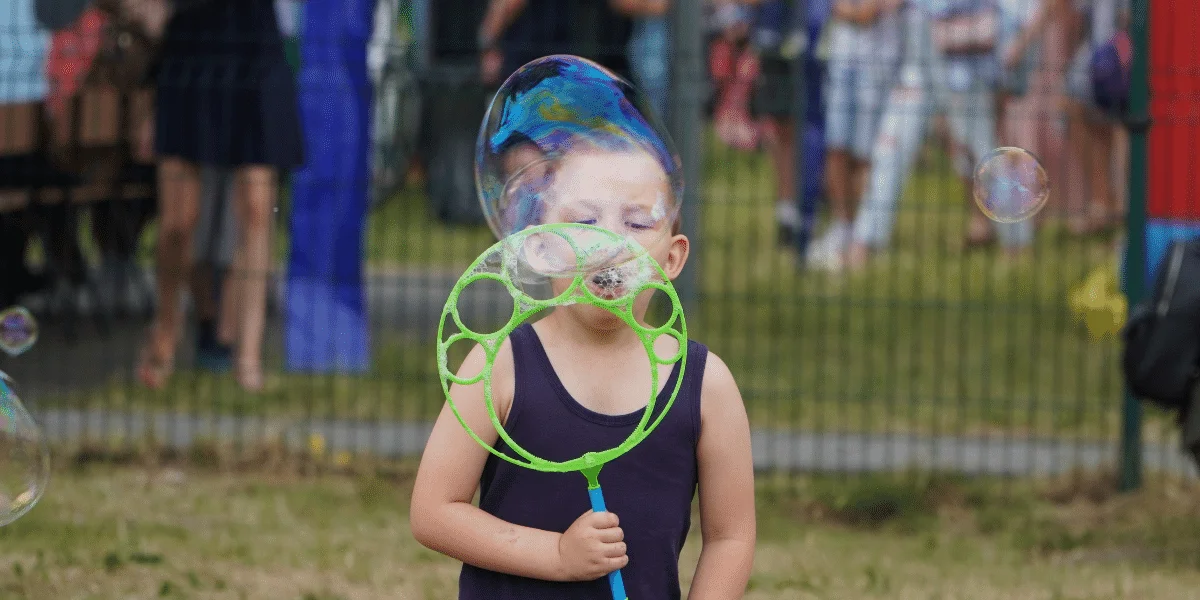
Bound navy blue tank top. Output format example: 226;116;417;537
459;323;708;599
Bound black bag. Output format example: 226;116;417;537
1122;238;1200;413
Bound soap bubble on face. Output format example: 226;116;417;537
476;55;683;277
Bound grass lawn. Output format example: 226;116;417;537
51;132;1144;441
2;457;1200;599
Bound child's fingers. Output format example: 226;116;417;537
607;554;630;571
600;541;627;559
586;511;620;529
595;525;624;543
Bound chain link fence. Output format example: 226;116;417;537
0;0;1193;486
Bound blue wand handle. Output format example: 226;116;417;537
587;485;628;600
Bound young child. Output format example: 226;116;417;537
410;137;757;596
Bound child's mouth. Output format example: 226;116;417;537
587;268;626;300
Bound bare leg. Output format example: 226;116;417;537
825;149;851;222
140;157;201;388
1110;125;1129;221
1086;117;1115;228
1065;99;1107;234
849;157;869;219
230;164;278;391
762;117;797;234
842;158;867;270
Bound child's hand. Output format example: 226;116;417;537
556;510;628;581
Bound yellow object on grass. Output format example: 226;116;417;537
308;433;326;458
1068;264;1127;341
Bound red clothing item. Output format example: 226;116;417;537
44;9;105;120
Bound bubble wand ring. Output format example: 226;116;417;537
436;223;687;600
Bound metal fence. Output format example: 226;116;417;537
0;0;1193;487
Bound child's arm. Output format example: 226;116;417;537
687;353;757;599
409;342;628;582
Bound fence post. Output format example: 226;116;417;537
1118;0;1151;493
669;0;705;315
790;1;811;258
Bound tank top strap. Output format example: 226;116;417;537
678;338;709;447
504;324;545;431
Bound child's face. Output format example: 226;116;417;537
538;149;689;329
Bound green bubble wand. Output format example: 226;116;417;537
436;223;688;600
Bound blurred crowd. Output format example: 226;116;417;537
1;0;303;391
0;0;1133;384
468;0;1132;273
705;0;1132;272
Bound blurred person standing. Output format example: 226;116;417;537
139;0;304;391
999;0;1073;222
477;0;633;87
846;0;1034;268
1062;0;1129;236
0;0;56;307
804;0;902;271
611;0;671;121
995;0;1050;145
730;0;831;249
191;0;297;373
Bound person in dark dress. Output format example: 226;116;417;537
139;0;304;392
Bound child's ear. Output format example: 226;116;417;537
663;234;690;280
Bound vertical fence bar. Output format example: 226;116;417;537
1119;0;1151;492
669;0;704;314
790;1;810;260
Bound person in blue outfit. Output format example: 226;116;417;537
744;0;831;253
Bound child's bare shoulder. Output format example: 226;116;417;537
456;336;517;424
698;350;745;415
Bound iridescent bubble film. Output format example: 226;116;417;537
475;55;683;274
0;371;50;527
973;147;1050;224
0;306;37;357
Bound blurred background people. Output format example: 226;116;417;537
612;0;672;121
477;0;633;87
805;0;902;271
140;0;303;392
846;0;1035;270
1062;0;1129;236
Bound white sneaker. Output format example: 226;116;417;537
776;201;799;230
805;222;850;271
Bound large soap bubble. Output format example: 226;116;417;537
0;371;50;527
475;55;683;276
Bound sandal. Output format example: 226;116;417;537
136;330;175;391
